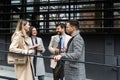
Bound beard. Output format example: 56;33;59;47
57;31;62;35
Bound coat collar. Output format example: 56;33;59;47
72;30;80;37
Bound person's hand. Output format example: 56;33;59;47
54;55;62;61
34;44;39;48
61;48;67;53
28;49;35;55
37;47;43;52
34;44;43;52
55;48;59;53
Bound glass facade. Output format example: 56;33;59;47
0;0;120;33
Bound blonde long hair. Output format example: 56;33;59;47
15;19;29;38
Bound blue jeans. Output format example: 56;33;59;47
38;75;44;80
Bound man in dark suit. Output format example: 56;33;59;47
54;20;86;80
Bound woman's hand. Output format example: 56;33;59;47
34;44;39;48
28;49;35;55
34;44;43;52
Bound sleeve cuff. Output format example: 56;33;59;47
60;53;66;58
22;50;28;54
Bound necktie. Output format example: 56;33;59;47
61;36;64;49
59;36;62;53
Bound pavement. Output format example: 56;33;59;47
0;65;53;80
0;65;93;80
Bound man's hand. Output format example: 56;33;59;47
55;48;67;53
55;48;59;53
54;55;62;61
61;48;67;53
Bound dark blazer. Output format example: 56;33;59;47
61;31;86;80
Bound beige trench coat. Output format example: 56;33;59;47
9;31;34;80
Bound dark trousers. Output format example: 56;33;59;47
53;61;64;80
38;75;44;80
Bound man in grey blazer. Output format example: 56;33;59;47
54;20;86;80
48;23;71;80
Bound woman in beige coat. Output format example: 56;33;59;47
9;19;35;80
